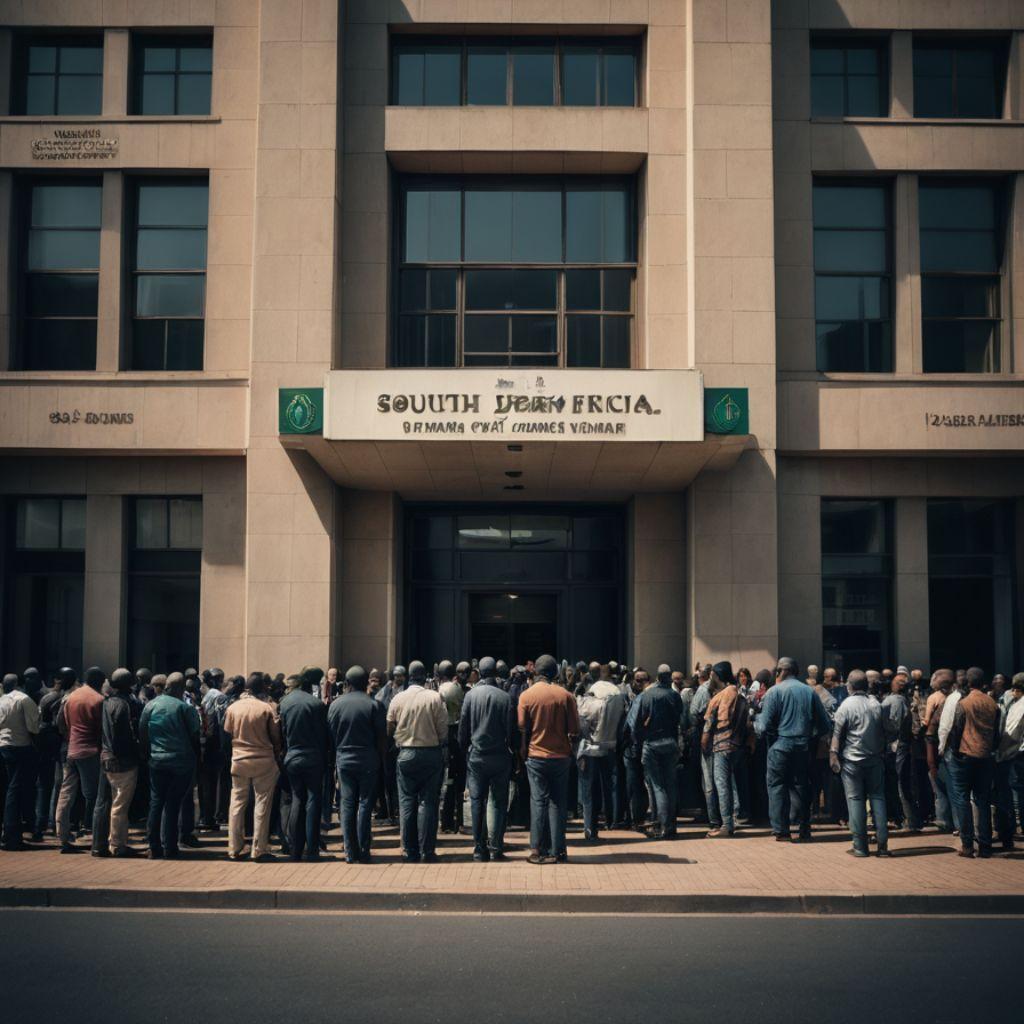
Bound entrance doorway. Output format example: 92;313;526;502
469;592;558;665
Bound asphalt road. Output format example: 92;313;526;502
2;910;1018;1023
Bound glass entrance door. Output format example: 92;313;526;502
469;592;558;665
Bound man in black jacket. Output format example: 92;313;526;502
93;669;142;858
34;667;70;840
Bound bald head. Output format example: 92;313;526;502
776;657;799;680
165;672;186;698
847;670;868;693
345;665;368;692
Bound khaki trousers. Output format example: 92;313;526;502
105;768;139;851
229;760;279;858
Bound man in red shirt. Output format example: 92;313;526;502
55;666;105;853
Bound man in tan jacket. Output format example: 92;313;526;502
223;672;282;861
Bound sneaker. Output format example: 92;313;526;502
112;847;141;859
847;847;869;859
554;852;568;863
473;849;490;862
527;851;552;865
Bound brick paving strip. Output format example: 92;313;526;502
3;824;1023;914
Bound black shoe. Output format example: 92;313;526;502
91;848;112;858
60;842;79;854
357;853;373;864
876;844;892;858
402;853;421;864
473;848;490;862
112;847;141;859
422;852;440;863
253;852;277;863
978;847;993;859
583;830;599;842
302;852;321;863
774;834;791;842
30;831;44;843
554;852;568;863
491;851;507;862
1001;841;1016;852
180;834;201;849
164;849;180;860
148;849;164;860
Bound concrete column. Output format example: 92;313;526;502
894;498;930;671
0;30;12;115
890;32;914;118
894;174;919;374
102;28;129;117
1009;173;1024;374
96;171;123;372
1013;499;1024;669
199;482;247;672
0;172;12;370
1005;33;1022;120
777;462;821;672
82;495;124;670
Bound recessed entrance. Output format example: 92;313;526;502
469;592;558;666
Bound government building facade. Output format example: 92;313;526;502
0;0;1021;680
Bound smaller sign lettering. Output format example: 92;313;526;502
32;128;119;161
49;410;134;425
925;412;1024;428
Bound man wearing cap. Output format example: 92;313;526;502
55;666;105;853
438;660;468;835
702;662;749;837
881;669;922;832
0;671;41;851
93;668;142;857
755;657;832;842
633;665;684;840
387;660;448;863
139;672;200;859
518;654;580;863
329;666;387;863
458;656;515;860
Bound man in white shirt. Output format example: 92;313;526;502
0;671;42;851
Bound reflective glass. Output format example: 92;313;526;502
810;76;844;117
399;268;427;310
27;45;57;73
176;73;211;115
26;273;99;317
396;315;426;365
31;184;102;228
28;230;100;270
424;48;461;105
602;316;630;366
815;275;888;320
23;320;96;371
169;499;203;549
465;189;512;261
464;315;507;353
137;183;209;226
567;314;600;366
467;46;507;105
511;190;561;262
846;75;882;116
458;516;511;549
24;76;55;115
923;320;999;373
510;315;557;353
604;50;636;106
918;184;996;229
511;516;569;549
61;499;87;550
429;268;457;310
603;268;632;310
562;48;599;105
136;499;169;549
60;45;103;73
180;45;212;72
142;45;176;71
814;229;887;272
403;188;461;262
135;275;205;316
566;268;600;310
920;230;998;273
57;75;102;115
822;500;889;555
921;275;998;317
810;46;844;74
512;49;554;105
395;50;425;104
16;499;61;549
141;73;176;113
813;184;886;228
426;315;456;366
136;228;207;270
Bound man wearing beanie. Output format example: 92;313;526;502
517;653;580;864
633;664;684;839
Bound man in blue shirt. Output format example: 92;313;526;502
633;665;684;839
754;657;832;842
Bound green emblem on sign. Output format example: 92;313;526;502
704;387;749;435
278;388;324;435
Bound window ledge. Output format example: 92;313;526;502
0;371;247;384
779;372;1024;384
810;116;1024;127
0;115;222;125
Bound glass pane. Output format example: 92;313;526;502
810;46;844;74
815;319;892;372
426;314;456;366
61;499;87;550
424;47;461;105
510;315;557;353
921;275;998;318
565;189;602;262
957;74;1000;119
27;273;99;317
464;354;508;367
513;48;554;105
562;48;599;106
28;229;100;270
395;50;425;105
464;315;507;353
23;319;96;371
137;183;209;226
429;268;457;310
457;515;510;549
399;268;427;310
914;47;953;78
513;268;557;309
573;516;618;550
566;268;600;310
169;498;203;549
467;46;507;105
815;275;888;320
135;274;205;316
512;189;561;262
24;75;55;114
141;73;176;114
846;46;880;74
176;72;212;115
136;499;169;549
163;319;204;370
923;320;999;373
927;499;1008;556
510;354;557;367
822;500;888;555
919;183;996;230
27;45;57;73
465;189;512;261
813;184;886;228
814;229;887;272
56;75;102;115
396;315;426;365
16;499;61;549
603;50;636;106
601;188;630;262
567;314;600;366
130;318;167;371
810;75;844;117
404;188;461;262
411;515;453;549
136;228;208;270
128;574;200;676
466;269;556;310
32;184;102;228
920;230;998;273
511;515;569;549
846;75;883;116
603;268;632;311
602;316;630;367
60;45;103;74
180;44;213;72
141;45;176;72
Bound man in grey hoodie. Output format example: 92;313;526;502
576;672;626;840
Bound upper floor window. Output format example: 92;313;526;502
15;498;86;551
131;34;213;115
18;178;102;371
811;38;889;118
12;35;103;116
913;37;1008;119
391;38;638;107
396;177;634;368
813;180;892;372
919;178;1004;373
129;178;208;371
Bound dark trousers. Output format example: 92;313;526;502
993;757;1018;845
338;755;378;860
623;751;648;826
578;754;618;836
642;738;679;835
886;745;922;830
178;769;197;838
34;746;58;834
92;770;112;853
199;755;228;828
766;743;812;838
396;747;443;858
467;750;511;854
1;746;39;848
947;753;994;853
285;763;324;860
441;726;466;832
148;765;193;855
527;755;570;857
322;751;337;827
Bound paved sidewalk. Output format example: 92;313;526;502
2;822;1023;914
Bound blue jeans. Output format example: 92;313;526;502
396;747;443;858
56;754;100;844
712;749;739;832
526;756;570;857
931;756;955;830
947;753;994;853
700;749;721;828
577;754;618;837
337;755;378;860
1;746;39;847
623;751;647;826
285;762;324;860
766;743;812;837
148;764;193;855
840;758;888;849
642;738;679;835
993;758;1018;845
467;750;511;854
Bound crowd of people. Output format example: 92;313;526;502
0;655;1022;864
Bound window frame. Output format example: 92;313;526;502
389;35;641;107
810;34;890;119
912;35;1010;120
10;33;104;116
129;32;214;117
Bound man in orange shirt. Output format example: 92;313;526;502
517;654;580;865
55;667;105;853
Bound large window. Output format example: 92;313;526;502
913;37;1008;119
396;177;634;368
128;498;202;673
18;178;102;371
813;180;892;372
810;38;889;117
131;34;213;115
12;35;103;115
4;498;86;678
928;500;1015;673
821;499;894;675
391;38;638;107
919;178;1004;373
129;178;208;370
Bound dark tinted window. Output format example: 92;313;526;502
913;38;1008;118
132;35;212;115
15;36;103;115
811;39;888;117
392;43;461;105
